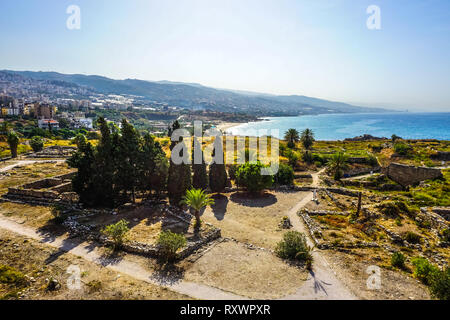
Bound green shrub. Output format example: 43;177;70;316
378;201;401;217
157;231;187;262
274;163;294;185
275;231;313;268
394;142;411;156
236;162;273;193
391;252;406;269
412;257;439;285
228;164;239;181
0;265;26;286
30;136;44;152
102;219;130;249
404;232;421;244
430;267;450;300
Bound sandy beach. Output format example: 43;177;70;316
216;122;244;133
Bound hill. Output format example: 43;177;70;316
2;70;389;116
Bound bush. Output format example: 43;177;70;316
404;232;421;244
275;231;313;268
394;142;411;156
391;252;406;269
430;267;450;300
412;257;439;285
102;219;130;249
274;163;295;185
30;136;44;152
0;265;26;286
157;231;187;262
236;162;273;193
228;164;238;181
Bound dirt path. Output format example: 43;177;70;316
284;168;358;300
0;215;246;300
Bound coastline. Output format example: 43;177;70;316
216;122;245;133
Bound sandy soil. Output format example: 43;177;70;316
320;248;431;300
182;240;308;299
0;230;190;300
200;190;310;249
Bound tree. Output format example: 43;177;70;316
236;162;273;194
192;138;208;190
301;128;315;150
168;141;192;206
209;137;228;193
328;152;349;181
140;133;168;196
286;149;300;169
274;163;295;185
115;119;142;203
180;188;215;229
30;136;44;152
7;131;20;158
391;134;402;142
168;120;181;150
284;128;300;149
73;133;87;149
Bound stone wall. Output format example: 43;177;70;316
382;163;443;187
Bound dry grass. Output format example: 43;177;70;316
321;248;431;300
0;230;190;300
182;241;308;299
0;202;56;229
0;162;74;195
200;190;309;249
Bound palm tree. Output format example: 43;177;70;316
7;131;20;158
301;128;315;150
328;152;349;181
284;129;300;148
180;188;215;230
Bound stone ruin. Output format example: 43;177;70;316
29;146;77;159
3;172;79;206
382;162;443;187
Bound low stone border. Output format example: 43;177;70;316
302;208;350;216
61;205;221;261
298;210;379;250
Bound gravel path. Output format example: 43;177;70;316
283;169;358;300
0;215;246;300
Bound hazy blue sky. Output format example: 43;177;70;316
0;0;449;111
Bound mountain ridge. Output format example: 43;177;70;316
1;70;390;116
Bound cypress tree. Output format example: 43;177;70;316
168;140;192;206
192;137;208;190
209;137;228;193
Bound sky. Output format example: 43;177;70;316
0;0;449;111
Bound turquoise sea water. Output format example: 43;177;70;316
226;112;450;141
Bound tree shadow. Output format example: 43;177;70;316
210;194;229;221
150;263;185;286
309;269;332;295
97;248;125;266
229;191;277;208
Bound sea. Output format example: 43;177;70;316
226;112;450;141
